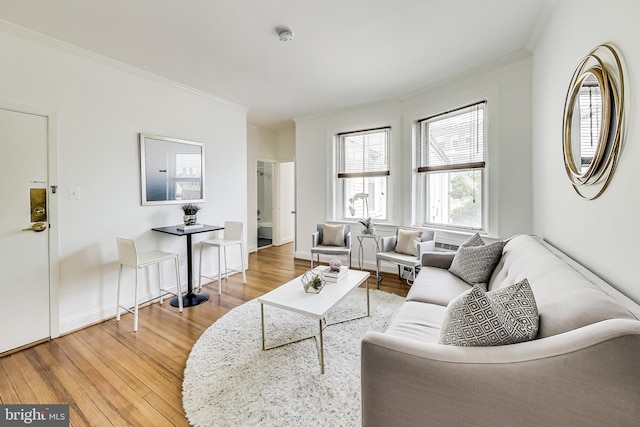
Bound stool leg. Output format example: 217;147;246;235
223;246;229;280
197;243;204;292
116;264;123;321
240;243;246;284
158;262;164;305
133;269;139;332
174;256;183;312
217;246;222;295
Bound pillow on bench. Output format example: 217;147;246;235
439;278;539;346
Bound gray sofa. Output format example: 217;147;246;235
361;234;640;427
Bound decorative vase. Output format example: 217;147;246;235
183;214;197;226
362;226;376;235
301;269;326;294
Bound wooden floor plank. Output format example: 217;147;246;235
0;243;408;425
0;363;20;403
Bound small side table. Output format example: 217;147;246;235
356;234;380;270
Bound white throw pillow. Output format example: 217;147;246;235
394;229;423;256
321;224;345;246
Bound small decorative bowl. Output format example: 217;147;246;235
301;269;326;294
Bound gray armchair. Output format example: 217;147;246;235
310;224;352;268
376;227;436;286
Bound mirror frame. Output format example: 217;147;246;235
139;133;205;206
561;44;624;200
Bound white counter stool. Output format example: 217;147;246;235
198;221;246;295
115;237;183;332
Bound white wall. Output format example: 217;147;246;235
0;23;247;333
532;0;640;302
294;53;534;268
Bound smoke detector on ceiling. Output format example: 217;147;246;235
277;27;294;42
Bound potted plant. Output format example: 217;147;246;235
180;203;201;225
349;192;376;234
358;217;376;235
301;269;326;293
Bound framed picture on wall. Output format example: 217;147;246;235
139;133;205;205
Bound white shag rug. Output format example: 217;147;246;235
183;288;404;427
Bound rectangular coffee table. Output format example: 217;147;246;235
258;268;370;374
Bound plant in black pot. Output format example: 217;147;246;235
180;203;201;226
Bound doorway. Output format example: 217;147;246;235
0;107;53;354
257;160;274;249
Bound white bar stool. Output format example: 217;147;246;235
198;221;247;295
115;237;183;332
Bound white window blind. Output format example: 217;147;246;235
338;127;390;178
417;102;486;172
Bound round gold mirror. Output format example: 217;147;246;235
562;44;624;199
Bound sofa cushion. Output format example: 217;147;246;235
439;279;539;346
407;266;472;306
321;223;345;246
489;235;637;338
385;301;446;343
449;240;505;289
395;228;422;256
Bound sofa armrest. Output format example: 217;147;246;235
417;240;436;259
311;231;319;247
361;318;640;427
421;251;455;268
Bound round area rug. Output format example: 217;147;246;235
183;288;403;427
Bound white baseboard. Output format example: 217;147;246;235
59;283;183;335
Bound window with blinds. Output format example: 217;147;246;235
337;127;389;220
417;102;486;230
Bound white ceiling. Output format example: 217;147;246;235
0;0;555;130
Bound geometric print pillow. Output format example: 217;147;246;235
439;279;539;346
448;240;505;290
460;232;485;248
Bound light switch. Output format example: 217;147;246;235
69;186;81;200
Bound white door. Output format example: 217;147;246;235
277;162;295;244
0;108;50;354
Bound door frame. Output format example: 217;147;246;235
1;102;60;339
256;158;277;249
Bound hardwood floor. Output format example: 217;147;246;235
0;243;409;426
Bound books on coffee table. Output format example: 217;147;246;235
321;266;348;282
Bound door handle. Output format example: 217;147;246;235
22;223;47;232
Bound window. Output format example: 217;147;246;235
337;127;389;221
417;102;486;230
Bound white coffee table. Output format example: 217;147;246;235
258;268;370;374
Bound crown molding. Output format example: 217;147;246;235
0;19;247;112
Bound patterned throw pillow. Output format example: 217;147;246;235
394;229;423;256
321;224;345;246
460;232;485;248
439;279;539;346
449;239;505;289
